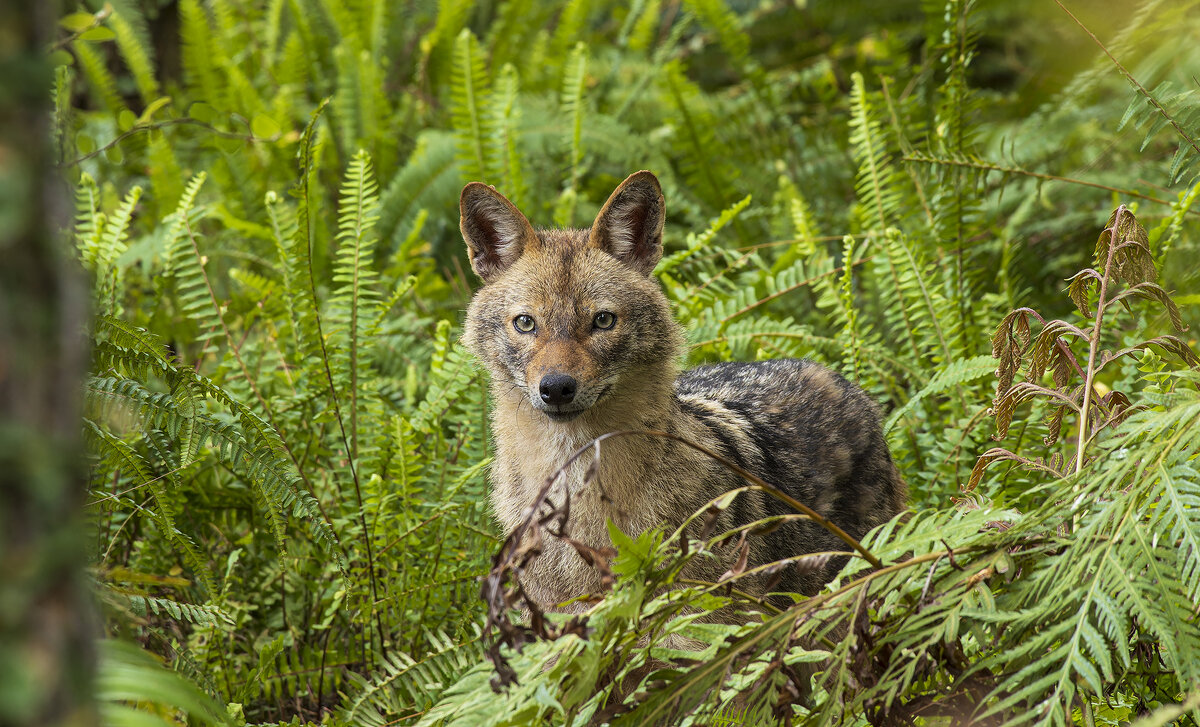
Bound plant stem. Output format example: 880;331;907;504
1076;207;1122;477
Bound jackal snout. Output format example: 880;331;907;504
526;339;605;421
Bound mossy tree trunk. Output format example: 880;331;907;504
0;2;97;725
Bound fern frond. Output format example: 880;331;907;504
179;0;221;104
884;354;995;434
422;0;474;88
555;42;589;227
160;173;207;281
663;59;739;218
492;64;527;209
341;631;484;727
90;338;345;571
126;594;234;628
75;183;141;315
73;39;125;115
376;130;459;247
84;417;216;596
877;228;953;363
450;29;496;183
549;0;592;62
849;72;901;230
330;149;382;459
108;8;160;105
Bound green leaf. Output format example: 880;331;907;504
60;12;99;31
78;26;117;42
250;113;281;139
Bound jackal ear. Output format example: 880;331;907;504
589;171;665;275
460;183;538;283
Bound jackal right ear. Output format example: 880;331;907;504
589;171;665;276
460;183;538;283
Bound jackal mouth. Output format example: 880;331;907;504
543;409;585;422
537;385;611;423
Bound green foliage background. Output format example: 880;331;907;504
53;0;1200;724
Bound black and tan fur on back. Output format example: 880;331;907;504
461;171;907;610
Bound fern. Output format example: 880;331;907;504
125;594;234;628
108;8;160;106
883;354;995;434
849;72;901;231
450;29;496;184
178;0;221;105
58;1;1200;723
492;64;528;209
342;631;484;726
90;317;345;570
549;0;593;63
73;39;125;115
554;42;589;227
330;149;382;459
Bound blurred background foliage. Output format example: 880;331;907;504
44;0;1200;724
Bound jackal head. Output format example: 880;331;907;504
461;172;684;424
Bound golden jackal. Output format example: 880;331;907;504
461;171;906;611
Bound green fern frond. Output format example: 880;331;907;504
170;204;226;358
73;39;125;115
341;631;484;727
90;338;345;571
876;227;953;363
555;42;589;227
125;594;235;628
849;72;901;230
884;354;995;434
179;0;221;104
658;193;752;276
663;59;739;218
422;0;475;88
549;0;592;62
492;64;528;209
95;186;142;272
73;173;103;261
288;99;331;362
376;130;459;247
560;43;588;174
628;0;663;52
330;149;382;459
486;0;545;70
76;183;141;315
450;29;496;184
84;417;216;596
1119;81;1200;183
160;173;207;281
108;8;160;106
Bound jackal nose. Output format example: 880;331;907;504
539;374;577;405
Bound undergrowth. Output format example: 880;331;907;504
54;0;1200;725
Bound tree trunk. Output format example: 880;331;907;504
0;1;97;725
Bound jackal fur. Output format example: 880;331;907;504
461;171;907;611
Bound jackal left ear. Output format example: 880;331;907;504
460;183;539;283
589;171;665;275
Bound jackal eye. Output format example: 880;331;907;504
513;314;536;333
593;311;617;330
